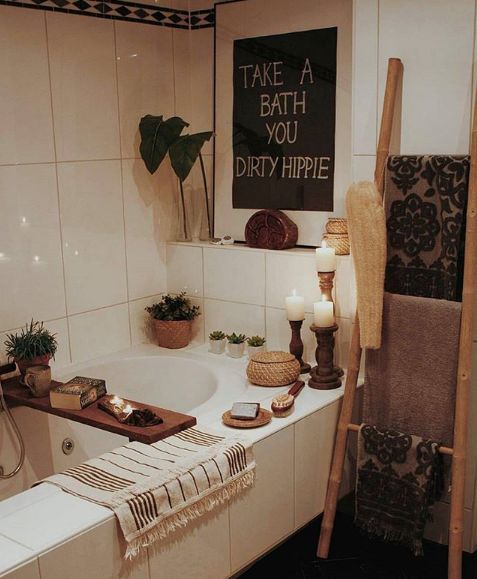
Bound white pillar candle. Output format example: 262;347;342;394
285;289;305;321
315;240;336;272
313;297;335;327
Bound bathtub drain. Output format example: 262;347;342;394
62;438;75;455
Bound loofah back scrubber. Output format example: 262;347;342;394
346;181;386;349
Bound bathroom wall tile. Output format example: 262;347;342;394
39;517;147;579
265;251;318;313
204;248;265;305
172;27;192;123
185;154;213;241
0;558;40;579
115;22;175;159
378;0;474;155
189;297;205;346
265;308;316;368
294;401;341;528
0;536;36;578
47;13;120;161
167;244;203;297
122;158;174;300
335;256;356;319
352;155;376;183
334;316;352;371
0;8;54;166
230;426;294;572
203;299;265;340
58;160;127;314
0;164;66;332
352;0;378;155
148;507;230;579
68;303;130;363
42;317;70;369
129;294;162;345
0;493;110;554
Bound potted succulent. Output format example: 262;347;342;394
4;320;57;376
226;333;247;358
145;293;200;349
247;335;266;358
209;330;226;354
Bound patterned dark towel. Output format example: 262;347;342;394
355;424;444;556
385;155;469;300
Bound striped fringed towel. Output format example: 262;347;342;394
40;427;255;558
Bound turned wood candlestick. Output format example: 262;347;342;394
308;323;342;390
318;271;335;303
289;320;311;374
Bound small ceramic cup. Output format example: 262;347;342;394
209;338;226;354
248;344;266;358
227;342;245;358
24;365;52;398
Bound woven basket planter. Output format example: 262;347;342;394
247;351;300;387
153;319;193;349
322;233;350;255
326;218;348;234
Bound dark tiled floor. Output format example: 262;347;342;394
241;499;477;579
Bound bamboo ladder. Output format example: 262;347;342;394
317;56;477;579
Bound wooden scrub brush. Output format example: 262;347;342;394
271;380;305;417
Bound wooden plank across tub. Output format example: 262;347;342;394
2;376;197;444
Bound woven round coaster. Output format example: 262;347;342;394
222;409;272;429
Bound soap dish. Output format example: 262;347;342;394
222;408;272;429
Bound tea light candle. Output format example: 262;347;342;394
285;289;305;321
315;240;336;272
313;297;334;327
124;403;133;415
111;395;122;406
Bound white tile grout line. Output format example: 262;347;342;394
113;20;133;349
43;11;73;366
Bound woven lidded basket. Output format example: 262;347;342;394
153;319;192;349
247;351;300;387
322;233;350;256
326;218;348;234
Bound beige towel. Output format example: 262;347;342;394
364;293;461;447
346;181;387;349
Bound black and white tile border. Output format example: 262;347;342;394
0;0;215;28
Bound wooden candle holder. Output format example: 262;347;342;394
318;271;335;303
289;320;311;374
308;323;342;390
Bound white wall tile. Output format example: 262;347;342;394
230;426;294;572
204;248;265;305
378;0;475;155
294;401;341;528
0;8;54;166
335;255;356;319
68;303;130;363
58;160;127;314
148;507;230;579
47;13;120;161
352;155;376;182
203;299;265;340
129;294;161;345
40;317;70;370
352;0;378;155
115;22;175;159
38;517;147;579
0;164;66;331
266;251;318;313
167;244;203;297
122;159;173;300
0;557;40;579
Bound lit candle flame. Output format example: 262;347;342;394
322;239;327;248
292;288;297;297
322;295;328;302
124;404;133;414
111;395;122;405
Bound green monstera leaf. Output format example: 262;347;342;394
169;132;213;182
139;115;189;174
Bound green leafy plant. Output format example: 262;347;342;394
226;332;246;344
139;115;213;239
247;335;266;347
145;293;200;321
209;330;226;341
4;320;57;361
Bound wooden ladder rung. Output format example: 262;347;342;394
346;423;454;455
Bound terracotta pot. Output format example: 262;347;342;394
153;319;193;349
15;354;51;376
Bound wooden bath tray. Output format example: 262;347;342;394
1;377;197;445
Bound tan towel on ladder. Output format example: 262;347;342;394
346;181;387;349
364;293;461;447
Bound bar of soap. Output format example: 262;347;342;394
230;402;260;420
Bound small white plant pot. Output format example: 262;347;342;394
209;338;226;354
227;342;245;358
247;344;266;358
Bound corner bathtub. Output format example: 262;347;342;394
0;343;352;579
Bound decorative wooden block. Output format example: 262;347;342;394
245;209;298;250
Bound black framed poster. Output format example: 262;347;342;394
232;27;337;212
